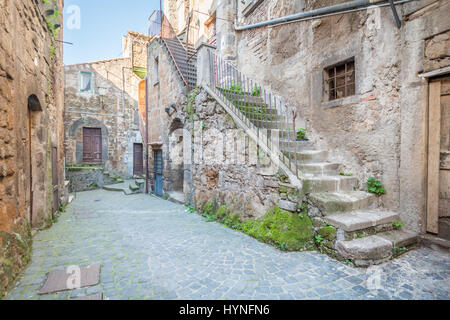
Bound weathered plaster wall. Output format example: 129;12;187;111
64;58;142;178
231;0;450;233
0;0;64;296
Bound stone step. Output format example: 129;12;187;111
295;150;328;163
129;183;140;192
336;230;418;265
377;230;418;248
309;191;377;215
303;175;358;193
324;209;399;232
299;162;340;176
336;235;393;265
279;139;314;149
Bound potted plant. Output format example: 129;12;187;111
296;128;308;141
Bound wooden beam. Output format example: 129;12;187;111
427;80;441;234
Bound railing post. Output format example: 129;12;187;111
195;42;216;89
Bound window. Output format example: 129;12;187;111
154;57;159;84
324;59;355;101
80;71;93;92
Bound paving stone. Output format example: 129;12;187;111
5;189;450;300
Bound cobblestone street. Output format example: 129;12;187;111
5;189;450;300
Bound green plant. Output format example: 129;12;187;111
251;86;260;97
186;205;195;213
162;194;169;200
58;204;66;213
339;171;353;177
296;128;307;140
365;177;386;196
202;201;214;215
392;219;404;230
393;246;407;256
315;234;324;245
229;82;243;94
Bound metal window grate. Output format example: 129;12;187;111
326;60;355;101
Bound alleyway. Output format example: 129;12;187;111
6;189;450;300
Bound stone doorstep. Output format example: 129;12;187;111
309;191;376;215
324;210;399;232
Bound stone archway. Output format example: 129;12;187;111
68;117;109;164
166;117;185;199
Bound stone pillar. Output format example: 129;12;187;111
216;0;236;61
195;42;216;88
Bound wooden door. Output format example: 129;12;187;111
153;149;163;197
133;143;144;176
83;128;102;163
427;76;450;233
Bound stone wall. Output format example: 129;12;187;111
0;0;65;297
65;167;119;192
229;0;450;233
183;89;282;219
64;58;143;178
146;38;187;193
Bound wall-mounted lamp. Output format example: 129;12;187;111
165;103;177;116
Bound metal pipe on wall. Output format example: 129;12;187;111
145;76;150;194
233;0;413;31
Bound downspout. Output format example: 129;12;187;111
145;76;150;194
233;0;409;31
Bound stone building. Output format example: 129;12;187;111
64;31;152;189
147;0;450;263
0;0;65;296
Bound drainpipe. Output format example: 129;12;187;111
145;76;150;194
233;0;408;31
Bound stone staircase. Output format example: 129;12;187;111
102;179;145;195
213;85;418;266
160;19;197;90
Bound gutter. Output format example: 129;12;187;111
233;0;413;31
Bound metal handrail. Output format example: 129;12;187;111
206;48;301;180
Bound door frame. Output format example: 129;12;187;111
133;143;144;176
424;69;450;234
153;148;163;197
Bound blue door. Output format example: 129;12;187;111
153;149;163;197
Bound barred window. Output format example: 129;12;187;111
325;59;355;101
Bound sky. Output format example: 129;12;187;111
63;0;160;65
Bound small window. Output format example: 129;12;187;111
325;59;355;101
154;57;159;84
80;71;93;92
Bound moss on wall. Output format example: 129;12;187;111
0;222;32;299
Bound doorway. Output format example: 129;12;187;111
427;75;450;239
153;149;163;197
133;143;144;176
83;127;102;163
52;146;59;217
